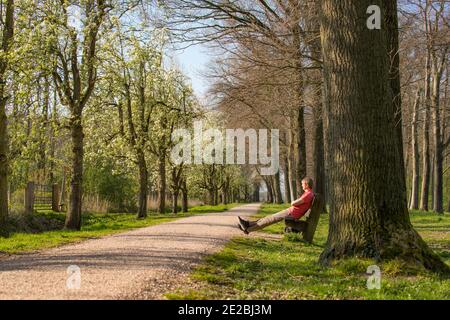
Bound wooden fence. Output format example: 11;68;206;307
24;182;62;214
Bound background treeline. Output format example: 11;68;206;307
0;0;448;235
0;0;259;233
162;0;449;211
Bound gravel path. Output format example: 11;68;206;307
0;203;261;300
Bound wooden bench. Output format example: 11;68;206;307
284;193;324;243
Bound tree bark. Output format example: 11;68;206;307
158;152;166;213
313;88;326;199
308;0;326;204
283;157;291;203
288;128;298;199
214;188;219;205
55;1;107;230
207;189;215;205
430;154;435;210
274;171;283;204
221;189;227;204
319;0;449;273
385;0;406;190
253;183;260;202
49;78;57;184
431;64;444;213
65;110;83;230
172;190;179;214
296;107;306;192
265;177;273;203
420;52;432;211
409;89;421;210
269;177;276;203
293;24;307;193
0;0;14;235
181;179;188;213
137;151;148;218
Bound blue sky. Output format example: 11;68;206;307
170;43;212;100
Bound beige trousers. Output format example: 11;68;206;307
246;209;291;233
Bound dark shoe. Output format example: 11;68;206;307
237;216;250;234
238;223;249;235
238;216;250;228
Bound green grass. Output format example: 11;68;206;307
188;203;241;214
165;204;450;300
0;203;242;254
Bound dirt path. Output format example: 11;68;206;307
0;203;261;300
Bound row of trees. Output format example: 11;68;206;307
1;0;449;272
162;0;449;211
402;0;450;213
0;0;258;235
161;0;449;273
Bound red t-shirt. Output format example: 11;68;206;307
288;189;314;219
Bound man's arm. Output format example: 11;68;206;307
291;197;305;207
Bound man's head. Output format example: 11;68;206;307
301;177;313;191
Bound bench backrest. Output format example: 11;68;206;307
302;193;324;243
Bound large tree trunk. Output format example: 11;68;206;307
137;151;148;218
409;89;421;210
308;0;326;205
65;110;83;230
0;0;14;235
386;0;406;192
319;0;449;273
313;88;326;199
420;52;432;211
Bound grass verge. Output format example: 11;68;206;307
165;204;450;300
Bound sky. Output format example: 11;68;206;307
170;43;212;101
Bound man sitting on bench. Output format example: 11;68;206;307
237;177;315;234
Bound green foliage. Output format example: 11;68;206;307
84;163;137;212
166;205;450;300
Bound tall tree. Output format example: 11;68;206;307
319;0;448;272
409;89;421;210
50;0;109;229
420;50;432;211
0;0;14;235
430;43;447;214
